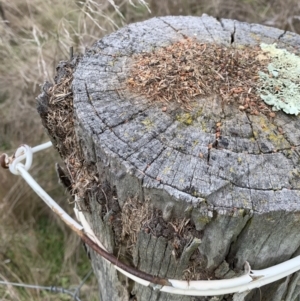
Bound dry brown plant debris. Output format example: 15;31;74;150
120;198;207;280
121;198;200;256
128;37;274;116
45;61;98;202
121;197;151;250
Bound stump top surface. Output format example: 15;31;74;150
73;15;300;213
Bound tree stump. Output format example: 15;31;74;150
37;15;300;301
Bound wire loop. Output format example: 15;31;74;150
9;145;33;175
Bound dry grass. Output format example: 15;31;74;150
0;1;140;300
0;0;300;300
42;58;100;204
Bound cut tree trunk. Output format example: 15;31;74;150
37;15;300;301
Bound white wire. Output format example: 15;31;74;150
5;141;300;296
9;145;32;175
8;141;83;231
160;256;300;295
162;257;300;296
16;164;83;232
9;142;52;175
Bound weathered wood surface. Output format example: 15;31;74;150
38;15;300;301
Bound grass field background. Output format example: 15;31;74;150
0;0;299;300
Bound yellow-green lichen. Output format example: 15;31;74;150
266;133;287;148
192;191;199;197
162;166;171;174
192;140;199;150
290;169;300;177
258;116;290;148
259;43;300;115
285;150;293;159
196;215;211;225
176;108;203;126
200;121;208;132
176;113;193;125
141;118;154;129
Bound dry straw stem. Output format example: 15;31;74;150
128;37;275;117
0;0;132;151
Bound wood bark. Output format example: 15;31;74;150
37;15;300;301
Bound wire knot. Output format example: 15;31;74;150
9;145;33;175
